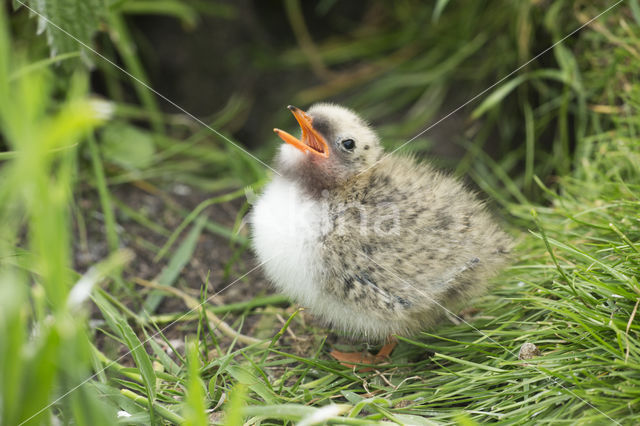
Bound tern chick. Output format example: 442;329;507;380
250;104;511;362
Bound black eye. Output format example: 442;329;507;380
341;139;355;151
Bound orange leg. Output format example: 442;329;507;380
330;337;398;370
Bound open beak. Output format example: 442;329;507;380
273;105;329;158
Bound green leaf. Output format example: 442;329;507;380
100;123;156;170
16;326;60;425
243;404;352;424
470;75;526;119
227;365;277;404
349;396;391;418
148;339;180;376
471;69;580;119
183;340;207;426
0;271;28;425
143;216;206;313
224;384;247;426
631;0;640;25
93;292;157;403
116;0;198;29
432;0;451;23
341;391;364;405
16;0;107;67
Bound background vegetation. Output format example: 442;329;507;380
1;0;639;424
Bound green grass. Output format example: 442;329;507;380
1;0;640;424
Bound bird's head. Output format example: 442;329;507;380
273;103;383;191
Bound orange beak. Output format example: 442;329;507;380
274;105;329;158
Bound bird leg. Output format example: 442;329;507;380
330;338;397;370
375;338;397;358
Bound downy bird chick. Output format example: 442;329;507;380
250;104;511;363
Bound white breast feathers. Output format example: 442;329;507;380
250;176;326;307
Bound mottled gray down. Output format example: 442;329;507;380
253;103;512;341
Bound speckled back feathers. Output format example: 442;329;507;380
317;154;512;340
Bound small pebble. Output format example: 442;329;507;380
172;183;191;196
518;342;541;360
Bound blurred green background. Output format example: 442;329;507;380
1;0;639;424
8;0;615;195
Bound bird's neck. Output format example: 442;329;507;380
284;167;377;201
280;163;336;199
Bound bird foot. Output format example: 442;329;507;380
330;340;397;371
